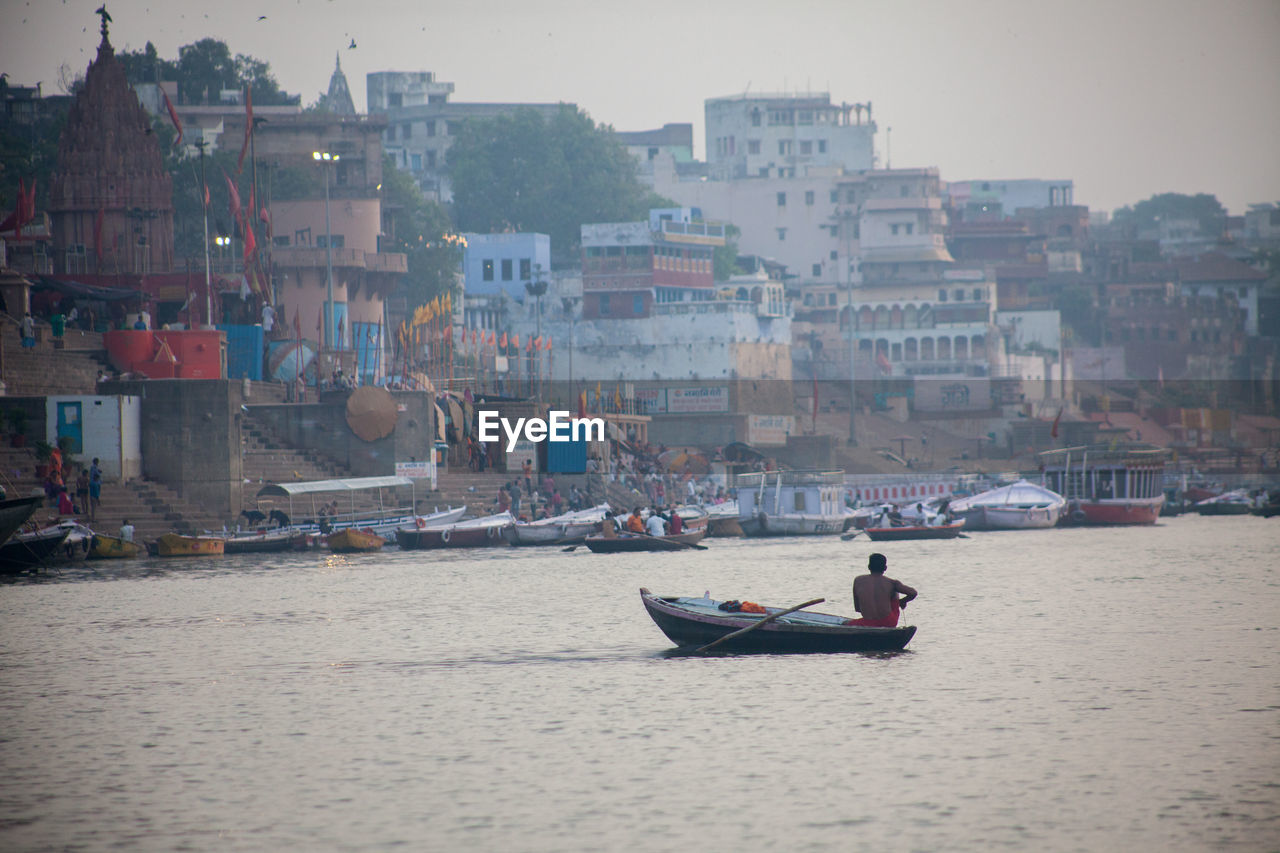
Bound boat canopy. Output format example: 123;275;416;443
950;480;1065;511
256;476;414;498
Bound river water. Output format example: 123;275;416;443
1;513;1277;852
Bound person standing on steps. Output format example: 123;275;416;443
88;458;102;522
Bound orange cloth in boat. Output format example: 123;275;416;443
843;595;900;627
740;601;765;614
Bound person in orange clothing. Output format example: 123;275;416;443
844;553;917;627
626;506;645;533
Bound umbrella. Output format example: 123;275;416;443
345;386;398;442
657;449;710;475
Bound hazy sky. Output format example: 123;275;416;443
4;0;1279;215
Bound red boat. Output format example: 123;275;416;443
1039;444;1168;525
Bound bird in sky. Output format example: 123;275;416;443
348;38;357;49
258;15;267;20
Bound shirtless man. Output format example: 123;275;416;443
845;552;917;627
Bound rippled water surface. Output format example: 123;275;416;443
2;514;1277;851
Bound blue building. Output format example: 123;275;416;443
461;233;552;303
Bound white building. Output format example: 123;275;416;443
704;92;876;181
947;179;1075;218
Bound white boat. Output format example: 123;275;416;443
503;503;611;546
947;480;1066;530
736;470;847;537
253;476;463;539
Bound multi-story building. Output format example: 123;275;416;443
460;232;552;334
580;208;723;320
947;179;1075;218
366;71;569;202
703;92;875;180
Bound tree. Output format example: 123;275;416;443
448;105;672;265
1111;192;1226;238
380;155;463;304
116;38;298;106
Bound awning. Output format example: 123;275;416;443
256;476;414;498
33;275;145;302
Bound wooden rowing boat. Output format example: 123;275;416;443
222;529;303;554
152;533;226;557
397;512;514;550
326;527;386;553
639;588;916;653
583;529;707;553
89;533;142;559
864;520;966;541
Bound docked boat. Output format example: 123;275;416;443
1194;489;1252;516
326;528;386;553
947;480;1066;530
639;588;916;653
89;533;143;559
0;496;43;546
1040;444;1168;525
221;528;303;554
252;476;459;539
583;529;707;553
150;533;226;557
0;526;72;574
703;502;744;537
396;512;514;550
864;520;967;541
736;470;847;537
502;504;610;546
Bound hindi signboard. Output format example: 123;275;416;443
667;386;729;413
746;414;794;446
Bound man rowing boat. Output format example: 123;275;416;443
845;552;917;627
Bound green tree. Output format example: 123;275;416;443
116;38;297;106
381;156;462;304
1111;192;1226;238
448;105;672;265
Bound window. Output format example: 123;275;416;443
777;192;787;207
953;290;965;301
482;260;494;281
411;153;422;170
829;293;838;305
748;139;761;154
891;224;899;236
317;234;344;249
426;151;436;168
938;289;948;302
633;294;643;314
905;223;913;235
600;294;611;315
520;259;531;279
778;140;792;156
830;190;839;203
805;190;815;205
830;250;838;260
426;120;436;137
501;259;512;281
818;140;827;154
813;263;822;277
388;93;403;108
972;288;983;301
777;228;787;241
800;140;812;155
751;108;761;127
900;185;910;197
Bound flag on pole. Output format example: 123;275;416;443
162;88;183;148
0;178;25;233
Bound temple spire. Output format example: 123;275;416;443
95;4;112;43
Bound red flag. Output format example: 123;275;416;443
531;335;541;351
542;336;552;351
512;333;520;350
94;207;105;261
499;331;508;349
223;172;242;230
876;351;892;374
1050;408;1063;439
242;223;257;263
259;205;272;239
202;182;210;209
162;89;183;148
237;87;254;174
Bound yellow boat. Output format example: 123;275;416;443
152;533;226;557
326;528;386;553
89;533;142;559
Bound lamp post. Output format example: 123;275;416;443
195;136;212;327
561;294;579;394
525;264;547;339
313;150;340;351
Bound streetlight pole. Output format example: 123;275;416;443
196;136;211;327
313;151;340;352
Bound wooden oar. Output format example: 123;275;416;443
693;597;824;654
